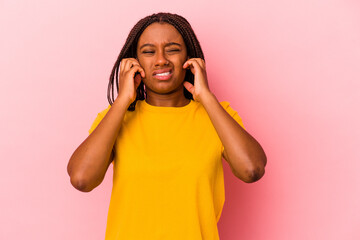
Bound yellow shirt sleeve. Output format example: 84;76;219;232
88;105;111;135
219;101;245;154
88;105;114;164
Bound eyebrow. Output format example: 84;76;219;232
139;42;181;50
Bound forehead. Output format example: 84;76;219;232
137;22;185;46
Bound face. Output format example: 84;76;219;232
136;22;188;96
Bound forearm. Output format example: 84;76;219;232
67;97;130;192
200;92;267;182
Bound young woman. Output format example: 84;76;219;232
67;12;267;240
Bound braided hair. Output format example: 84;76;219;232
107;12;205;111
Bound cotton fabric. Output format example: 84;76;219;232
89;99;244;240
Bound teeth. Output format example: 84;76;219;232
155;72;170;76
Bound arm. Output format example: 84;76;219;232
201;93;267;182
183;59;267;183
67;97;129;192
67;58;145;192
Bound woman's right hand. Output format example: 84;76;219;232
116;58;145;105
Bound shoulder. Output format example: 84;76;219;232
219;101;231;108
219;100;245;129
219;101;236;116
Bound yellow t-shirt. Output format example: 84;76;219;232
89;99;245;240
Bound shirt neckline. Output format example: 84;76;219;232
138;99;195;113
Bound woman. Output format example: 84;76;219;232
67;12;267;240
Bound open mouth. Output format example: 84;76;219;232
153;68;173;80
155;71;171;76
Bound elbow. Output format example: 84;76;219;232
239;146;267;183
244;152;267;183
228;154;267;183
241;166;265;183
240;156;267;183
67;157;95;192
69;174;94;192
237;154;267;183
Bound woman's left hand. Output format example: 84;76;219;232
183;58;212;102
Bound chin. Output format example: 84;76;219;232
147;83;184;95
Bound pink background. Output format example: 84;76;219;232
1;0;359;239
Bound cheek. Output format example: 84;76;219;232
138;60;151;76
137;58;145;69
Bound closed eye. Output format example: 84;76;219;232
167;49;180;52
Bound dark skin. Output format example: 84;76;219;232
136;22;190;107
121;22;266;182
67;22;266;192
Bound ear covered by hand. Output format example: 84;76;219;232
183;58;211;102
117;58;145;104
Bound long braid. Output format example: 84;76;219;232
107;13;205;111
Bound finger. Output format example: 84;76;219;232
183;81;194;94
183;59;200;74
124;59;134;70
190;58;205;71
193;58;206;68
123;58;138;71
129;65;146;78
127;59;141;71
127;59;144;77
183;58;204;69
183;59;194;70
183;59;191;69
120;58;127;72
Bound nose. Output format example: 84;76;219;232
155;50;169;67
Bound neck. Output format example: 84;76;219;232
145;91;191;107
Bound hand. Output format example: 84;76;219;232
183;58;212;103
116;58;145;105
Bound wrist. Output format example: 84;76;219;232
113;96;132;109
199;91;216;105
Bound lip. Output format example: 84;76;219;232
152;68;173;81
